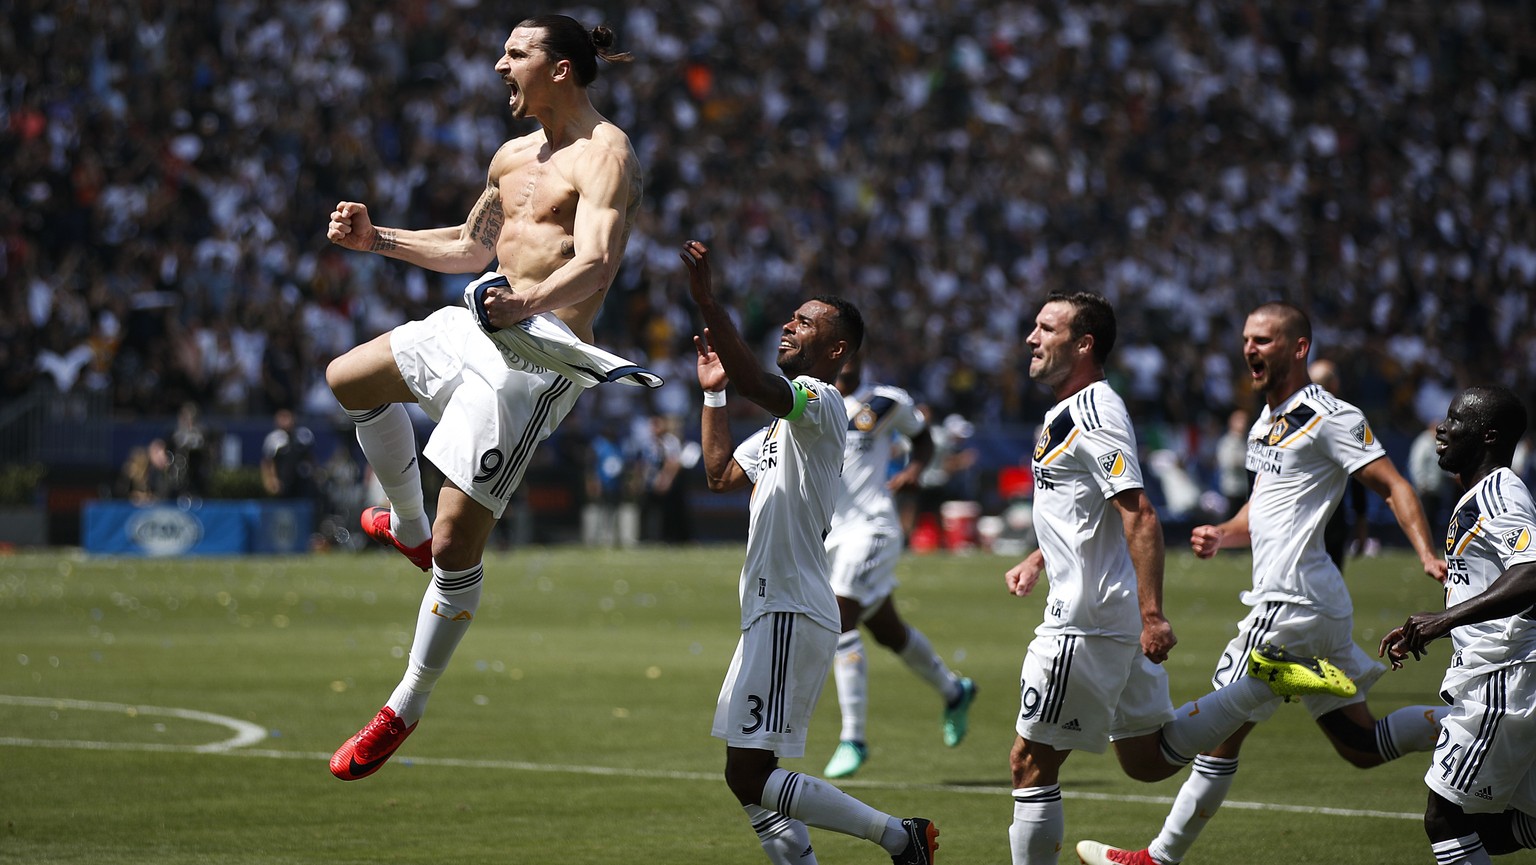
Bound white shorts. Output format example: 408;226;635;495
1210;600;1383;722
825;524;901;612
391;306;582;519
1016;632;1175;753
1426;663;1536;815
712;612;838;758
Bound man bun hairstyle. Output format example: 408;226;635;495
520;15;633;87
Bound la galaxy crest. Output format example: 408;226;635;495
853;405;877;432
1033;426;1052;461
1266;418;1290;446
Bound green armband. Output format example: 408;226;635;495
783;379;811;421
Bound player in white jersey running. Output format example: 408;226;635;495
820;352;977;779
1006;293;1357;865
1078;302;1452;865
681;240;938;865
1382;385;1536;865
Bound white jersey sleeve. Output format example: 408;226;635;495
1242;384;1383;617
1029;381;1145;641
1441;468;1536;693
735;375;847;633
830;384;924;535
734;428;768;484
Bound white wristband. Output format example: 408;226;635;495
703;390;727;408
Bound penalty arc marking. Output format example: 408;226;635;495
0;694;267;753
0;694;1418;822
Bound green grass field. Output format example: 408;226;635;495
1;545;1458;864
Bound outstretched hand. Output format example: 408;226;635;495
1378;610;1451;670
680;240;715;306
695;329;727;393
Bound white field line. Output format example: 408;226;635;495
0;695;1419;821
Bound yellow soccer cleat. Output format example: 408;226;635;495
1248;643;1357;699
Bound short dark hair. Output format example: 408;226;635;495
811;294;864;356
519;15;632;87
1045;291;1116;364
1463;385;1529;460
1251;301;1312;343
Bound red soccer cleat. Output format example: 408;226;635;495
1076;842;1167;865
330;706;418;781
360;506;432;571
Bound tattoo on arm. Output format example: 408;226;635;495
370;229;398;252
468;182;505;256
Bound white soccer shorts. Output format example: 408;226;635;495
1209;600;1383;722
1426;663;1536;815
391;306;581;519
824;524;902;612
1015;632;1176;753
712;611;838;758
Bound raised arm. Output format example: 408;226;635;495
1112;487;1175;663
1354;456;1449;582
696;328;751;493
326;170;504;274
680;240;794;418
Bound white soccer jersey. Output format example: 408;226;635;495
829;383;926;536
1243;384;1384;617
1440;467;1536;694
1030;380;1147;641
730;375;848;633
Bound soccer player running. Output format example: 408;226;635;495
1078;302;1451;865
820;351;977;780
1381;385;1536;865
682;239;938;865
1006;293;1355;865
322;15;644;780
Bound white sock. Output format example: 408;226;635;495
385;563;483;725
1009;785;1063;865
1432;834;1492;865
761;768;895;850
743;805;818;865
1377;705;1451;760
898;626;960;702
1159;677;1272;766
833;631;868;742
1149;755;1237;864
348;404;429;547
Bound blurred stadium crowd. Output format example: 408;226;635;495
3;0;1534;519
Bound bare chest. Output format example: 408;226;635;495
498;149;579;232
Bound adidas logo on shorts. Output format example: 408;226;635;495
1062;719;1081;731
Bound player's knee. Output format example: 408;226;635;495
723;758;772;807
1424;793;1469;843
1317;710;1384;767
